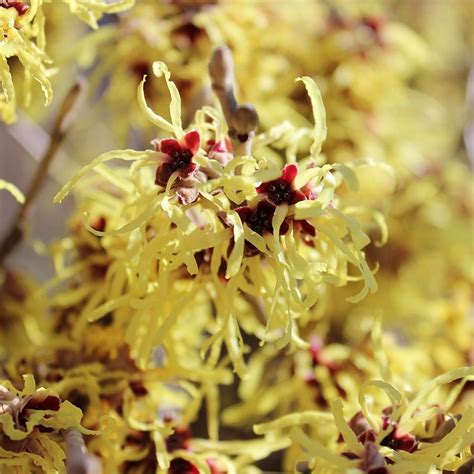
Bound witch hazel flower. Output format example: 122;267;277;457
257;163;316;237
154;130;200;186
54;56;381;373
235;200;289;256
0;375;95;473
347;408;417;454
254;368;474;473
379;408;417;452
153;129;209;204
257;164;306;205
236;200;289;236
342;441;390;473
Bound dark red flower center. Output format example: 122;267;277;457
170;149;193;171
267;179;293;205
380;430;416;452
235;201;290;246
247;206;273;235
380;414;417;452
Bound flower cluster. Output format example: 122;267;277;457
53;60;383;376
0;375;95;472
254;366;474;473
0;2;472;473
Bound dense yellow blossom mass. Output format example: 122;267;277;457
0;0;133;123
0;1;472;473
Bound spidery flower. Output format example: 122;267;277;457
53;59;382;377
253;363;474;473
154;130;200;186
0;375;94;472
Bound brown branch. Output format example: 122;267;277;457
0;78;86;265
209;45;259;156
64;428;101;474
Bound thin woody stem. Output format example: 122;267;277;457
209;45;259;156
0;79;85;265
64;428;99;474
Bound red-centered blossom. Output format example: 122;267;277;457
257;164;317;239
347;409;417;454
342;410;417;473
257;164;306;206
380;409;417;452
235;200;289;256
165;425;222;474
155;130;200;186
17;392;61;429
380;424;417;452
236;200;289;236
0;1;29;15
165;425;197;474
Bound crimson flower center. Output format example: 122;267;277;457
170;150;193;171
268;180;292;205
248;208;272;234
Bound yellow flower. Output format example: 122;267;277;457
52;59;385;378
0;374;93;473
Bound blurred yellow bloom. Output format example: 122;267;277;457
0;0;133;123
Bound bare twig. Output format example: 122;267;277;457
64;428;101;474
209;45;259;155
0;79;86;265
